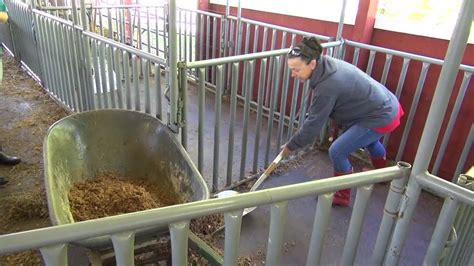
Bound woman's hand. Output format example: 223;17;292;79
281;144;293;159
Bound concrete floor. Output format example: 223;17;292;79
94;74;448;265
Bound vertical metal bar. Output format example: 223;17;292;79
224;210;243;265
111;231;135;266
433;72;472;175
40;244;68;266
91;41;102;109
371;162;411;265
107;44;117;108
114;48;123;109
155;64;162;119
342;185;374;265
155;7;159;56
143;60;151;114
453;124;474;181
79;0;88;30
396;62;430;162
424;197;460;265
206;16;211;61
352;47;360;66
252;58;267;172
265;56;282;166
123;51;132;109
287;81;300;140
198;68;205;173
386;1;474;263
383;58;410;147
107;8;113;39
253;25;259;53
264;29;277;106
306;193;334;266
99;42;109;108
168;0;179;127
244;23;250;55
240;60;255;180
277;55;290;149
132;55;140;111
380;54;393;85
266;201;288;266
366;50;376;76
188;12;192;64
178;9;182;60
170;221;190;266
180;65;188;148
67;22;83;111
213;65;223;191
226;63;239;185
99;8;104;36
211;17;217;83
146;7;151;53
57;25;71;107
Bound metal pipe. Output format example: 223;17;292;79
170;221;189;266
385;1;474;263
240;61;254;180
371;162;411;264
224;210;243;265
198;68;205;173
252;58;267;172
168;0;179;127
111;231;135;266
423;197;460;265
39;244;68;266
306;193;333;266
342;184;374;265
187;41;342;68
453;124;474;181
213;66;223;190
226;63;239;184
266;201;288;265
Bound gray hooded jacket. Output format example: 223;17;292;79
287;55;400;151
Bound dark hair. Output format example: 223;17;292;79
288;36;323;63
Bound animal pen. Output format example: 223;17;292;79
0;0;473;265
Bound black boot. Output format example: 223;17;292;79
0;176;8;186
0;152;21;165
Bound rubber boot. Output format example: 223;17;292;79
371;156;387;169
362;156;387;171
332;170;353;207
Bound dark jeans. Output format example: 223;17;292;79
328;124;385;173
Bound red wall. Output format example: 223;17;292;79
201;1;474;180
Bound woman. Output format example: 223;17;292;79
281;37;404;206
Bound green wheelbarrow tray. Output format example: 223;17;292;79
43;109;210;249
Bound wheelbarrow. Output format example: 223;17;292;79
43;109;210;249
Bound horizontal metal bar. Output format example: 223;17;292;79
187;41;343;68
230;16;332;41
33;9;74;27
345;40;474;73
416;172;474;205
83;31;166;65
0;164;408;255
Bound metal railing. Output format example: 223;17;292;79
0;163;411;265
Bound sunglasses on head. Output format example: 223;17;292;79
287;46;313;59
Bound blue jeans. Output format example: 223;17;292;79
328;124;385;173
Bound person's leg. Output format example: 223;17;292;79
328;125;384;206
365;140;387;169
